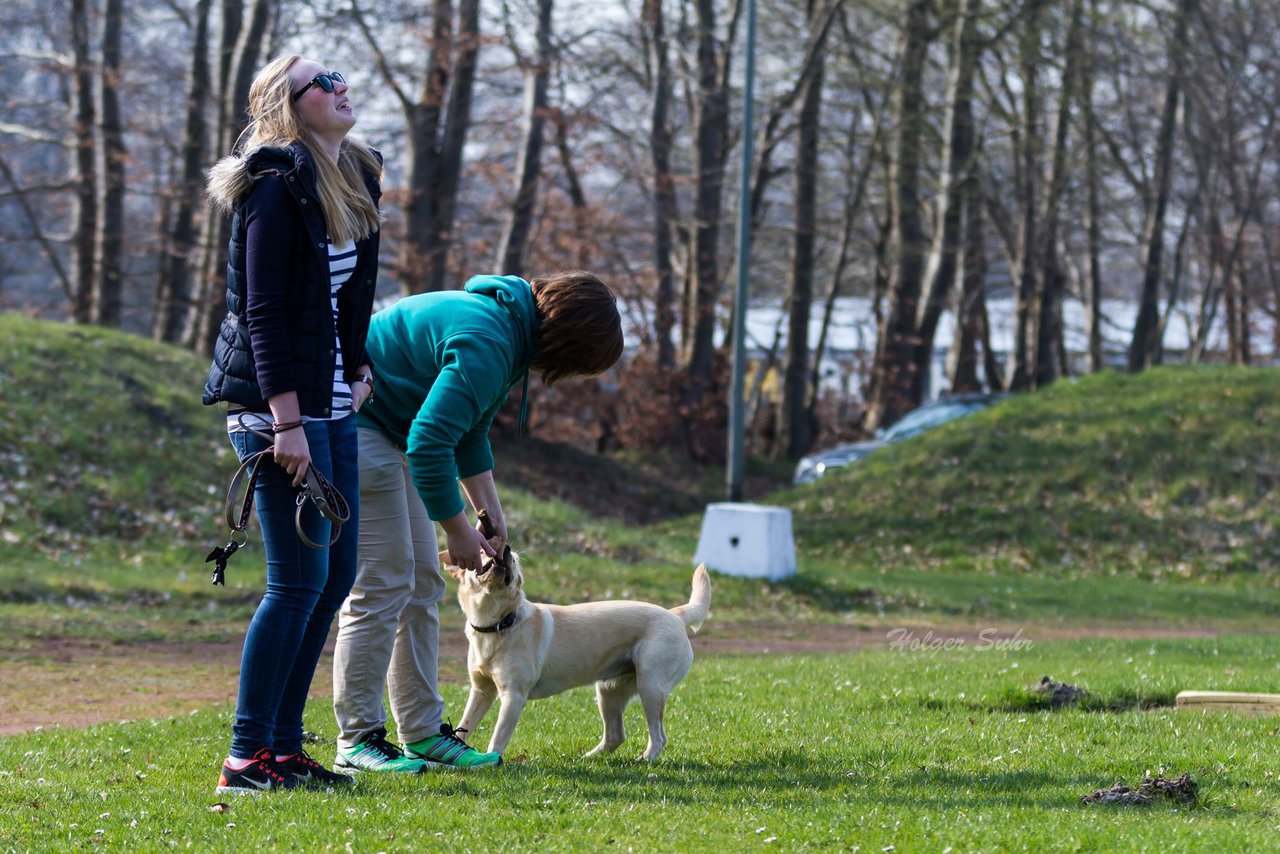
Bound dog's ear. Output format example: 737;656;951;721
439;550;465;580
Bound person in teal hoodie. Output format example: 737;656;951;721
331;269;624;772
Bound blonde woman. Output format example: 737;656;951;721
202;55;383;794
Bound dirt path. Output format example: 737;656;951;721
0;621;1230;737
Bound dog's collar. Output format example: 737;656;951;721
471;610;518;634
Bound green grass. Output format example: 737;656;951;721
0;315;225;560
6;315;1280;850
4;635;1280;851
781;367;1280;581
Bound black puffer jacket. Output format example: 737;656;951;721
202;141;381;417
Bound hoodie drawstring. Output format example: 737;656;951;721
517;370;530;437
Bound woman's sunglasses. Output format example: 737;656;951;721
292;71;345;102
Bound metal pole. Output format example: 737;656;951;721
727;0;758;502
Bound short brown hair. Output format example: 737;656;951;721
529;270;624;386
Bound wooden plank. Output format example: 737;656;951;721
1176;691;1280;715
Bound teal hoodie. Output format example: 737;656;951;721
357;275;538;520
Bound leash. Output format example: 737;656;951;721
205;413;351;585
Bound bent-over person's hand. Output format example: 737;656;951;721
475;509;508;555
443;513;496;572
273;427;311;487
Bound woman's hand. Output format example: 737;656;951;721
351;380;372;412
459;470;507;553
442;512;496;571
273;427;312;487
475;508;508;554
266;392;309;486
351;364;374;412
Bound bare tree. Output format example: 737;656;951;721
1006;0;1045;391
913;0;983;399
1031;0;1083;386
0;153;74;300
186;0;278;354
92;0;127;327
154;0;212;343
68;0;97;324
352;0;479;294
809;81;889;415
643;0;678;368
776;0;838;459
682;0;742;394
865;0;932;431
494;0;554;278
1128;0;1195;371
1079;0;1103;373
945;158;993;392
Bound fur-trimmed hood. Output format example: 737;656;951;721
205;143;307;214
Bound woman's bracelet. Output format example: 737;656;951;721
271;419;304;434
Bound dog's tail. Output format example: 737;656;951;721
670;564;711;635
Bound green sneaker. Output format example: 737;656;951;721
335;728;431;774
405;724;502;769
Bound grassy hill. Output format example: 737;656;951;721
782;366;1280;580
0;314;223;557
2;312;1279;631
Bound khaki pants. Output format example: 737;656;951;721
332;426;447;749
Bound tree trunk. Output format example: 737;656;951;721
866;0;932;431
69;0;97;324
186;0;275;354
644;0;678;369
913;0;982;401
396;0;481;294
1127;0;1194;371
682;0;737;395
776;10;825;460
93;0;127;328
155;0;212;343
421;0;481;293
1033;0;1083;387
1081;0;1104;373
1008;0;1046;391
378;0;448;292
183;0;240;350
743;0;840;238
947;153;988;393
494;0;553;278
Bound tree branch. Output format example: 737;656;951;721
347;0;412;111
0;153;74;301
0;122;62;144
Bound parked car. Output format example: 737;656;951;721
793;392;1005;485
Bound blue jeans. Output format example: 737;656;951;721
227;415;359;758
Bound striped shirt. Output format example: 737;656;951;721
326;238;357;417
226;237;358;434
